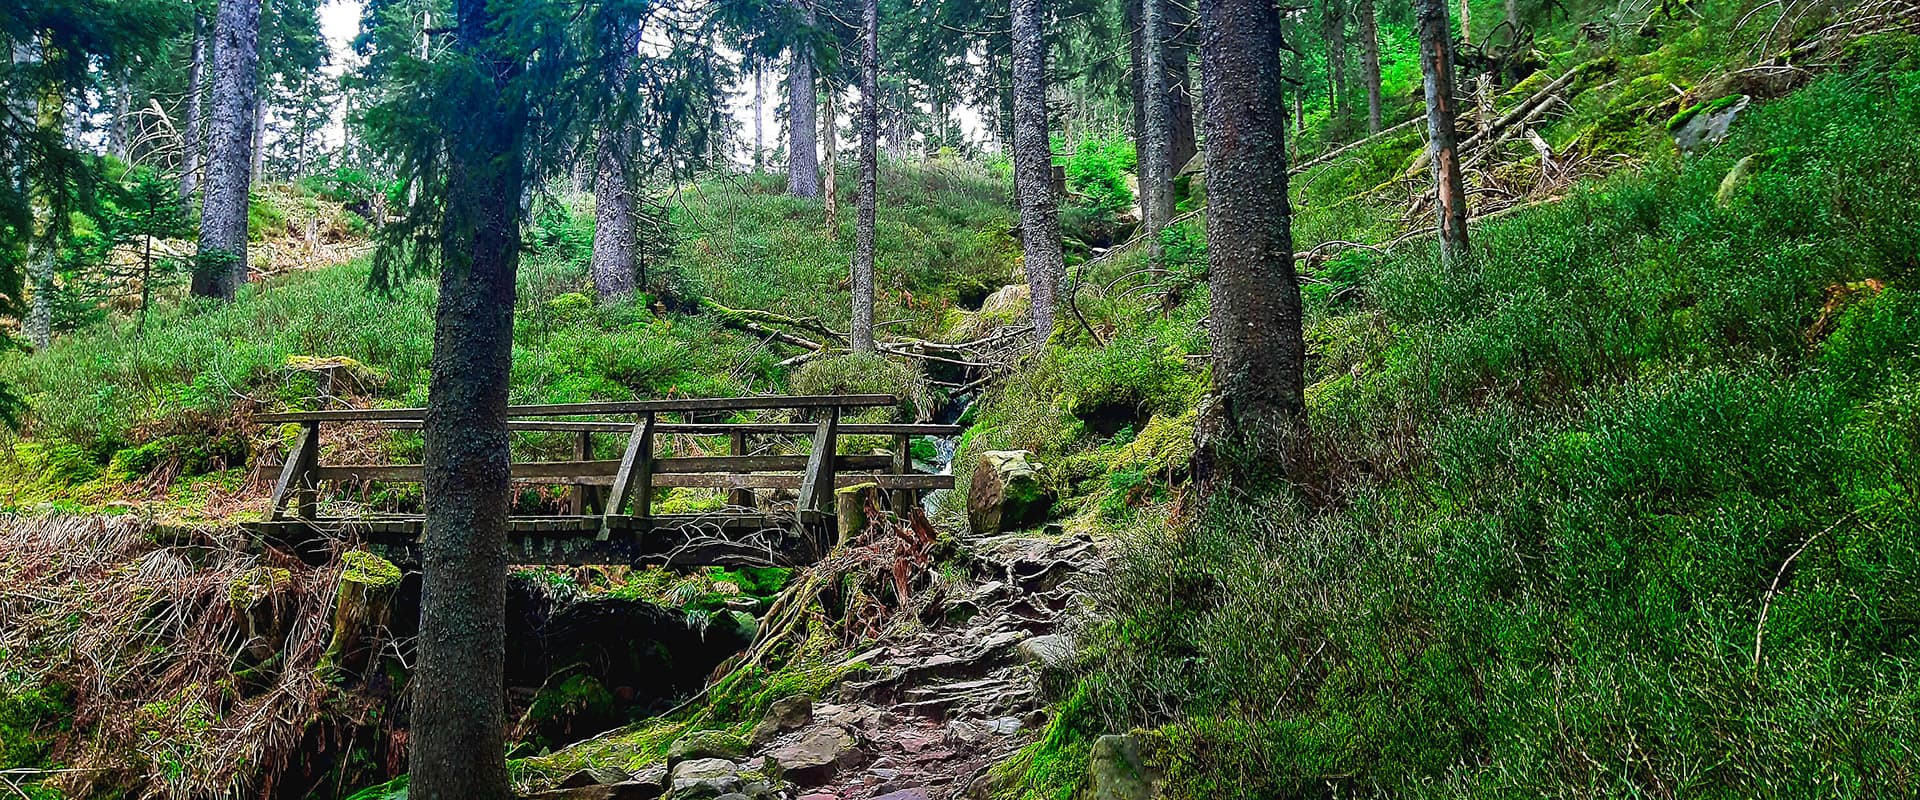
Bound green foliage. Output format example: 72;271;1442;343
789;353;926;420
1057;134;1135;219
1016;62;1920;799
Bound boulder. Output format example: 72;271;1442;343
1671;94;1751;152
967;451;1053;535
668;758;742;799
526;782;663;800
750;695;814;745
1016;634;1075;669
668;730;749;764
557;765;632;788
871;791;930;800
765;725;863;785
1089;734;1162;800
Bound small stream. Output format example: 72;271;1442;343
918;392;974;515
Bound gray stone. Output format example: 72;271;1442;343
1089;734;1162;800
1672;94;1751;152
871;790;930;800
1016;634;1076;669
527;782;663;800
967;450;1053;535
668;758;742;799
764;725;862;785
750;694;814;745
558;765;633;788
668;730;750;765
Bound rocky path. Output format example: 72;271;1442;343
760;528;1100;800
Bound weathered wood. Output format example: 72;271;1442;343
727;430;754;508
891;432;916;512
253;394;897;423
377;420;962;436
269;422;319;521
602;413;656;540
653;472;951;490
569;430;595;515
796;408;841;524
295;422;319;519
313;454;894;484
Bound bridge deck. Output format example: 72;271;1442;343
242;394;954;568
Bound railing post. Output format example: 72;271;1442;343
891;432;916;513
727;429;755;509
570;430;596;515
270;421;320;522
796;406;840;530
297;422;319;519
601;412;655;541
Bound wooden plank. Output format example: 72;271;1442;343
295;422;319;520
569;430;593;515
267;423;318;521
596;472;952;490
727;430;754;508
254;394;898;423
892;432;916;512
373;420;963;436
796;408;840;521
601;413;655;540
314;454;893;484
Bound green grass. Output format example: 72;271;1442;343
0;160;1016;510
992;47;1920;799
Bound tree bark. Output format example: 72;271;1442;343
182;15;206;199
407;0;523;797
1507;0;1519;26
1416;0;1470;262
850;0;878;354
787;3;820;198
1138;0;1174;258
1357;0;1383;133
192;0;263;300
752;66;765;172
1194;0;1307;489
25;244;53;349
1011;0;1065;344
590;17;643;299
822;80;839;229
1322;0;1349;118
1129;0;1194;212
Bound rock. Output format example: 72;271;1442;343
558;764;633;788
1670;94;1751;152
871;790;930;800
750;695;814;745
669;730;750;764
967;451;1053;535
1016;634;1075;669
797;794;839;800
631;763;668;790
668;758;742;798
765;725;863;785
713;795;751;800
979;284;1030;316
1089;734;1162;800
526;783;663;800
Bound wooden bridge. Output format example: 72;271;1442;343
245;395;957;569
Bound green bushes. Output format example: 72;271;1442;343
1008;62;1920;799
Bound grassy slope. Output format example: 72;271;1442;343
0;160;1015;514
978;16;1920;800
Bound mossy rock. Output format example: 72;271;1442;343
341;550;402;587
228;566;292;608
545;291;595;319
667;729;750;764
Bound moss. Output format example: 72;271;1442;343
1666;93;1745;132
340;550;402;587
227;567;291;608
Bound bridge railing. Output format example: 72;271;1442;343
252;394;957;543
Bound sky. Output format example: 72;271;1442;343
306;0;990;166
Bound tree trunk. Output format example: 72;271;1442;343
408;0;524;796
787;5;820;198
1138;0;1174;257
1507;0;1519;26
1322;0;1349;118
192;0;263;300
1460;0;1473;45
590;15;642;299
1416;0;1470;262
25;245;53;349
822;80;839;230
1194;0;1307;489
250;76;267;182
1130;0;1194;213
1357;0;1382;133
752;67;765;172
109;75;131;160
850;0;878;354
1011;0;1065;344
181;15;206;199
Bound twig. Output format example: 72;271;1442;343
1753;502;1884;672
